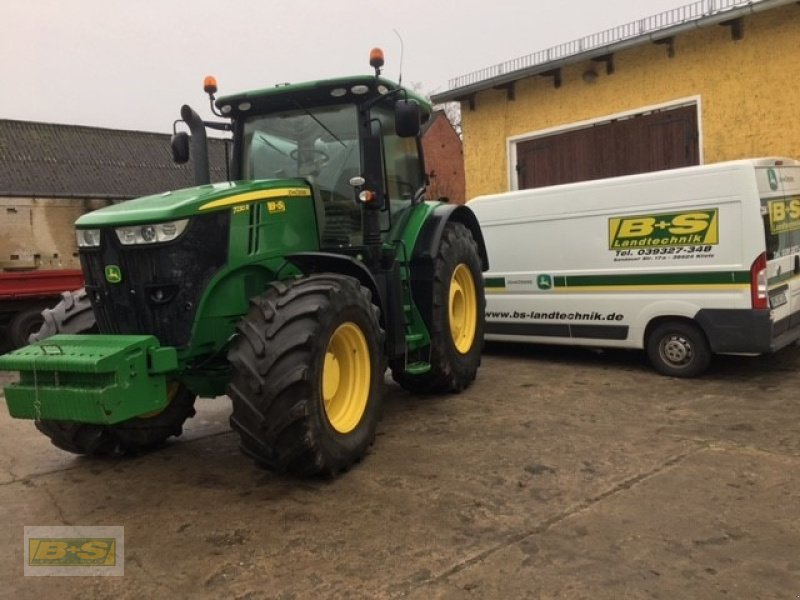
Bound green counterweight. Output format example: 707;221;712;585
0;335;177;424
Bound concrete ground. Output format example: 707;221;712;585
1;343;799;599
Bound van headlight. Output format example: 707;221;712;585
76;228;101;248
115;219;189;245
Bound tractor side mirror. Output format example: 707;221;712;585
171;132;190;164
395;100;421;138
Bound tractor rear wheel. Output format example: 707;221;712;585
29;288;196;456
392;221;485;393
227;274;384;477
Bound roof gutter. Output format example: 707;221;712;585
431;0;795;104
0;192;134;201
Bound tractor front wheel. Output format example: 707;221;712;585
227;274;384;477
29;288;196;455
392;221;485;394
35;385;197;455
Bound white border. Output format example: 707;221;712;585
506;95;703;191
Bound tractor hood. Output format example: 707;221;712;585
76;179;311;227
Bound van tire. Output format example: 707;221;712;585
647;321;711;377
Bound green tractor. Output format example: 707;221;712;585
0;51;488;476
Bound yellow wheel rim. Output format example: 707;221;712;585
138;381;180;419
322;322;371;434
449;264;478;354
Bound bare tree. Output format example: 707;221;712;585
410;82;463;139
433;101;462;139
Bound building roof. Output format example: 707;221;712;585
0;119;228;199
432;0;788;104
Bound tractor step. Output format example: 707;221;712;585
0;335;178;424
405;361;431;375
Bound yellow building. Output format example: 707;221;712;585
432;0;800;200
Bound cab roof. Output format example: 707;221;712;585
216;75;431;120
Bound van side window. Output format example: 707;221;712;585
761;196;800;259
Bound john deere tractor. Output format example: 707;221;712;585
0;50;487;476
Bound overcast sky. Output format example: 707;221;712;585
4;0;694;132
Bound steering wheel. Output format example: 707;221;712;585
290;148;330;166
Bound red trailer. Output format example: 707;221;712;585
0;269;84;349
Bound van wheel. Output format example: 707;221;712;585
646;321;711;377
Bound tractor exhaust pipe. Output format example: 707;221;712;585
180;104;210;186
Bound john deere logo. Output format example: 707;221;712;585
104;265;122;284
767;168;779;191
537;275;553;290
608;209;719;249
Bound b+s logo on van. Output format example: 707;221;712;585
608;209;719;249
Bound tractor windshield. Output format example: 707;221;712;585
242;104;360;202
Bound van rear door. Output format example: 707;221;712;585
759;164;800;335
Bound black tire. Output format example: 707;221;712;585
35;386;197;455
646;321;711;377
30;288;196;455
8;307;47;349
29;288;97;343
227;274;384;477
391;221;485;394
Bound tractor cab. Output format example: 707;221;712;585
177;51;430;260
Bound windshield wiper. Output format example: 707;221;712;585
291;100;347;148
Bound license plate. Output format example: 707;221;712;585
770;291;788;309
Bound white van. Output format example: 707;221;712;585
470;158;800;376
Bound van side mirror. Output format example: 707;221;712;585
395;99;421;138
171;132;190;164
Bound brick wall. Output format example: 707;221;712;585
422;112;466;204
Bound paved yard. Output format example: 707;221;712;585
1;343;799;599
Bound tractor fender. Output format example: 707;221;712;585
285;252;384;317
410;204;488;272
407;203;489;332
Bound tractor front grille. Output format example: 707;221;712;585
80;212;230;348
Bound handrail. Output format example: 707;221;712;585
448;0;767;90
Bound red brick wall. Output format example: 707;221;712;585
422;112;466;204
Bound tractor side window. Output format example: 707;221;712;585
372;107;425;211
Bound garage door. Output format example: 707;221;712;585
515;104;699;189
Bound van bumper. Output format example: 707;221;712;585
695;308;800;354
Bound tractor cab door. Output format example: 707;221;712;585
367;105;427;240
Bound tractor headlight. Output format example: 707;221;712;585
115;219;189;245
76;228;101;248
